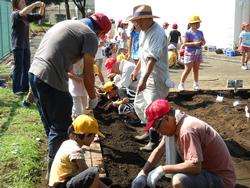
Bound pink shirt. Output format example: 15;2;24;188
176;115;236;188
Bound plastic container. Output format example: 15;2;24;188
207;45;216;52
226;50;236;56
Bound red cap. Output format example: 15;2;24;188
163;22;169;27
91;13;111;33
241;21;250;29
100;34;107;41
104;57;116;73
179;49;185;56
145;99;171;131
172;23;178;29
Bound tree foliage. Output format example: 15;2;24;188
72;0;86;18
27;0;64;5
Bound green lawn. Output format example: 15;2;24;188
30;22;53;32
0;63;47;188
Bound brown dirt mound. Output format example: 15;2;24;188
98;90;250;188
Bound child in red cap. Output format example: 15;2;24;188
239;21;250;70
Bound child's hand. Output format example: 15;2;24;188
104;102;112;111
193;41;202;46
107;73;116;79
130;72;137;81
33;1;43;7
122;97;129;104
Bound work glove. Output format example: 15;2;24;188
131;175;147;188
147;166;165;188
165;79;175;88
88;96;98;109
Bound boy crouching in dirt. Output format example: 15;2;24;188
98;81;140;125
49;114;111;188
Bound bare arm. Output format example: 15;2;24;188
182;36;202;47
19;1;43;16
68;72;82;82
38;2;46;16
97;71;105;84
162;161;201;175
130;60;141;81
138;137;165;176
201;36;206;46
128;34;133;58
83;54;96;99
75;159;89;173
239;37;243;50
139;137;201;176
136;57;156;94
113;98;129;107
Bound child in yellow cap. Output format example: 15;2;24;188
49;114;111;188
100;81;140;125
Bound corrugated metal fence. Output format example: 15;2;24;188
0;0;11;59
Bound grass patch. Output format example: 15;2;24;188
0;63;11;80
0;64;47;188
30;22;53;32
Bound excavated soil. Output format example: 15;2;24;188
97;90;250;188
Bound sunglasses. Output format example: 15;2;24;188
153;115;167;130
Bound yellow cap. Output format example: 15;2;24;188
188;15;201;24
72;114;105;138
103;81;115;93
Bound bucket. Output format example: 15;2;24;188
226;50;236;56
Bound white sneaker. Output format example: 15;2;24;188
241;64;247;70
178;83;184;91
245;64;248;70
193;83;200;90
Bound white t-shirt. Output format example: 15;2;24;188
68;60;86;97
116;60;140;91
95;46;104;60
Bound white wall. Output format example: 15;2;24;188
95;0;237;49
234;0;250;48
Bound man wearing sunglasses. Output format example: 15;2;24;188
132;99;235;188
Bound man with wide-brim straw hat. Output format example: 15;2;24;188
128;4;171;152
127;4;159;21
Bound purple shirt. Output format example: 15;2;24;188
184;29;203;52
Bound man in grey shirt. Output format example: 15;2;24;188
29;13;111;177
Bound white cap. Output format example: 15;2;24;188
168;44;176;50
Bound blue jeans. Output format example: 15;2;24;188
174;170;224;188
54;167;98;188
12;48;30;93
28;73;73;167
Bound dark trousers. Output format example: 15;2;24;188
28;73;73;173
12;48;31;93
55;167;98;188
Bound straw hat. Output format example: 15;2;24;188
127;4;159;21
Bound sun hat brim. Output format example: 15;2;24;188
128;15;159;21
